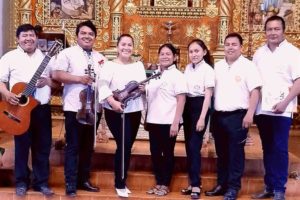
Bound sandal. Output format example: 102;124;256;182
155;185;169;196
190;187;201;199
146;185;161;195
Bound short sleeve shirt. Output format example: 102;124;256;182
214;55;262;111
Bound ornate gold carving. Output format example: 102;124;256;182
218;16;229;47
20;0;31;9
206;0;218;18
140;0;150;6
220;0;230;16
19;0;32;24
186;25;194;37
192;0;201;7
35;0;102;28
129;23;144;54
195;25;211;48
233;0;242;32
237;0;300;32
112;15;122;42
146;24;154;36
137;6;205;18
111;0;123;13
103;32;110;43
125;0;137;15
155;0;188;7
102;0;110;29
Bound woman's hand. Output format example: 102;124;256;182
196;118;205;132
108;97;124;113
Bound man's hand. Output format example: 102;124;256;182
242;112;253;129
78;75;94;85
3;91;19;105
36;77;50;88
272;100;289;114
170;122;179;137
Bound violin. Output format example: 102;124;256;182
113;71;161;107
76;64;97;125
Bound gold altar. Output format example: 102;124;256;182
8;0;300;65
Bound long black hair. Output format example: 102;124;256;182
188;39;213;67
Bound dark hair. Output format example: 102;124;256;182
225;32;243;45
188;39;213;67
158;43;178;66
16;24;37;38
264;15;286;31
117;34;134;46
75;20;97;37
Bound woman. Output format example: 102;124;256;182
146;43;187;196
98;34;146;198
181;39;214;199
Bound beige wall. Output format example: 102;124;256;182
0;1;10;56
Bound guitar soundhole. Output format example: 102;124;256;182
18;95;28;105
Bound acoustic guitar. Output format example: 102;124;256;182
0;40;62;135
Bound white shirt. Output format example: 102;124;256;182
146;65;188;124
214;55;262;111
253;40;300;117
53;45;107;112
98;60;146;113
184;60;215;97
0;46;52;104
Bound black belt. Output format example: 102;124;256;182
215;109;247;115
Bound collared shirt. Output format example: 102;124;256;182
214;55;262;111
98;60;146;113
253;39;300;117
53;45;107;112
0;46;52;104
146;65;188;124
184;60;215;97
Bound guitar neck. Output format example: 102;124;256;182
23;55;51;96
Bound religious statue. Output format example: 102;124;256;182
163;21;176;43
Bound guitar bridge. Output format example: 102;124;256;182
3;110;21;123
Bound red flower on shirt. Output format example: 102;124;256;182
98;59;104;65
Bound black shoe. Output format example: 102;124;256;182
66;184;77;197
16;186;27;196
181;186;192;195
273;192;285;200
78;181;100;192
34;186;54;196
224;189;238;200
205;185;226;196
251;190;274;199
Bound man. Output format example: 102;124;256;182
205;33;262;200
0;24;56;196
252;16;300;200
52;20;106;197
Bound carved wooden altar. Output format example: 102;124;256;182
8;0;300;65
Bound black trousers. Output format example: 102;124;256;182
64;111;101;187
210;109;248;191
148;123;177;186
14;104;52;188
104;109;141;189
183;96;210;187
